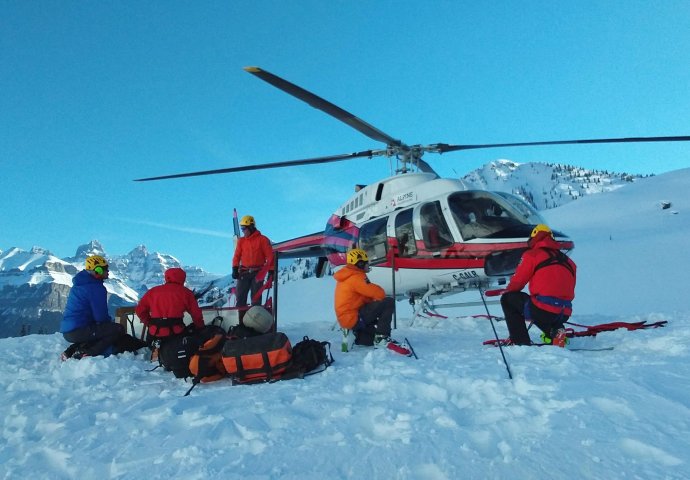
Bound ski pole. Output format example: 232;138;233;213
479;287;513;380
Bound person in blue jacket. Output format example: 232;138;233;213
60;255;126;359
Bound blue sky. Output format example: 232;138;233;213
2;1;689;274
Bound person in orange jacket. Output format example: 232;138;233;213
334;248;408;353
232;215;274;317
500;224;577;347
135;267;205;343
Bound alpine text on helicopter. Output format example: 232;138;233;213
135;66;690;314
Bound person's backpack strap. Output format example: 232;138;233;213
534;249;575;277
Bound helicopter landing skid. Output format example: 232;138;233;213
410;286;501;326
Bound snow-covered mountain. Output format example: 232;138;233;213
462;159;648;210
0;240;221;338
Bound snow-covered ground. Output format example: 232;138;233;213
1;169;690;479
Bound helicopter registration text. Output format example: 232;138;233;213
452;270;479;281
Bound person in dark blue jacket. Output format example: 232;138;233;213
60;255;126;359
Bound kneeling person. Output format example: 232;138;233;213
135;267;205;345
334;248;409;354
500;224;577;347
60;255;128;359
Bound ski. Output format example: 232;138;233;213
232;208;240;247
567;346;614;351
484;339;613;351
385;340;413;357
342;332;415;357
404;337;418;359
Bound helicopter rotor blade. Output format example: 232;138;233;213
244;66;404;148
134;149;380;182
432;135;690;153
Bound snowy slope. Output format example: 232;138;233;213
1;168;689;479
463;160;645;210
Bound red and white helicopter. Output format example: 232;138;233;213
136;66;690;317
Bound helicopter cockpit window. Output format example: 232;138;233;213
394;208;416;257
448;191;526;240
494;191;546;224
358;217;388;265
420;202;453;250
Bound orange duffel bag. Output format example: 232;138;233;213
221;332;292;384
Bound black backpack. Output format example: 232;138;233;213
283;336;334;379
158;334;200;378
157;325;228;382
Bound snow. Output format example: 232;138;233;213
2;169;690;479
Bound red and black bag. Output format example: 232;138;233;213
222;332;292;384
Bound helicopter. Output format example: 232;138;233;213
135;66;690;317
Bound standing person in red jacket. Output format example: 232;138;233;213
135;267;205;344
232;215;274;319
500;224;577;347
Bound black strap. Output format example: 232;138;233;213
149;317;184;328
534;249;575;277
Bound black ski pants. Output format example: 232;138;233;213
354;297;395;345
63;321;125;356
236;270;263;321
500;291;568;345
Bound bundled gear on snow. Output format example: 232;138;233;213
243;305;274;334
282;336;334;379
155;325;228;395
222;332;292;384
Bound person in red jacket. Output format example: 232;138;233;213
500;224;577;347
334;248;409;354
232;215;274;318
135;267;205;342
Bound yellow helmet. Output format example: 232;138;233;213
85;255;108;271
85;255;109;277
240;215;255;227
530;224;553;238
346;248;369;266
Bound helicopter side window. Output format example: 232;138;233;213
420;202;453;250
394;209;416;257
358;217;388;265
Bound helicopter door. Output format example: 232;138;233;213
393;208;416;258
358;216;389;266
416;201;454;253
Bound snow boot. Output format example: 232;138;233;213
552;328;568;348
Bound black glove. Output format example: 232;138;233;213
232;267;239;279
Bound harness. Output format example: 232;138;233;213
239;266;263;274
148;317;185;337
534;249;575;277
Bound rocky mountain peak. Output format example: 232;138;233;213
72;240;106;260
